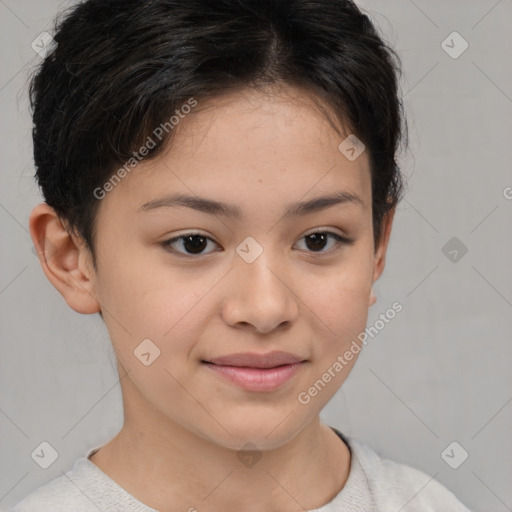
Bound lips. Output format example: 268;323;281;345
202;351;307;392
205;350;305;368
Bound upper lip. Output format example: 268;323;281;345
204;351;306;368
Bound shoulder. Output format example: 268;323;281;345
8;465;93;512
345;436;472;511
8;455;155;512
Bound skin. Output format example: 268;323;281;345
30;84;395;512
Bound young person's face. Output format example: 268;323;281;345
75;86;392;450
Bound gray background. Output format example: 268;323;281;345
1;0;511;510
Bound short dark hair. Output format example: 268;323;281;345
28;0;407;265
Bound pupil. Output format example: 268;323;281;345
184;235;207;254
306;233;327;251
181;234;328;254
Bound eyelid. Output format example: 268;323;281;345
160;231;219;258
303;227;351;240
297;229;354;254
161;229;353;257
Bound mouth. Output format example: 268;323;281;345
201;351;307;392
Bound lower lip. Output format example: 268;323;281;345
203;362;304;392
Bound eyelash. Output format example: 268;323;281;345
160;230;353;258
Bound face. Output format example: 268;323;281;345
88;85;389;450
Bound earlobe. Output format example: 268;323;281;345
368;287;377;307
29;203;101;314
371;206;396;285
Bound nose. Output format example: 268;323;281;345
221;248;299;335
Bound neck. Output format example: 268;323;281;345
89;382;351;512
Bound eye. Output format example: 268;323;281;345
295;230;353;254
161;230;353;258
161;233;219;257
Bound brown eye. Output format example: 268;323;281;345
296;231;353;254
161;230;353;259
162;233;218;256
305;232;329;251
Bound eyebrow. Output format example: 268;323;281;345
139;191;363;219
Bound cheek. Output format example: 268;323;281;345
310;283;369;362
94;252;212;362
101;278;210;354
310;254;371;322
303;254;372;358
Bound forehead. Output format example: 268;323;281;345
160;86;357;163
102;85;372;217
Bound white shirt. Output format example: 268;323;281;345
9;428;471;511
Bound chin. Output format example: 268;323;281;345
198;412;312;452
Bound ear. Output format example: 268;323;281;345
371;206;396;285
29;203;101;314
